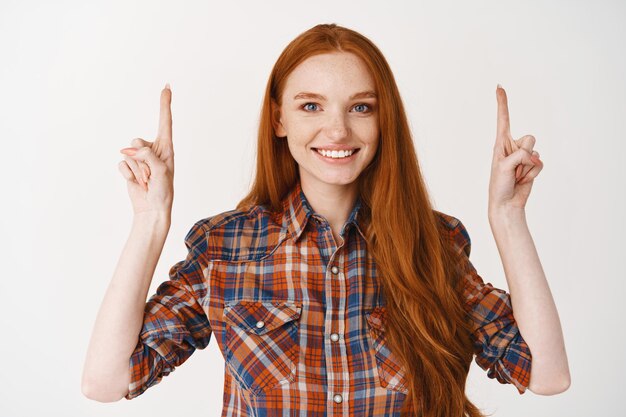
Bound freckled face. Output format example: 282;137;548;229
274;52;380;189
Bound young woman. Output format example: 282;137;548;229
82;23;570;417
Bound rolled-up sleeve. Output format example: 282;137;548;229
449;216;532;394
125;219;213;400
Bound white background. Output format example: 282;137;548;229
0;0;623;416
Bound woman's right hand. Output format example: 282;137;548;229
118;84;175;216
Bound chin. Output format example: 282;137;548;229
318;175;359;186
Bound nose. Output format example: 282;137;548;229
324;112;350;140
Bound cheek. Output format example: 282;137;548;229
286;135;306;153
362;135;380;163
285;140;299;160
364;145;378;165
285;125;317;152
284;138;309;167
356;119;379;142
362;128;380;152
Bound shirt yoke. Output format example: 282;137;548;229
196;204;287;263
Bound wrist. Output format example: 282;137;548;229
133;211;172;229
488;204;525;221
488;205;527;235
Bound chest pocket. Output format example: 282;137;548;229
223;300;302;396
365;306;409;394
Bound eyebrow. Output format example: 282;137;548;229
293;91;377;101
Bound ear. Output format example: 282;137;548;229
271;99;287;138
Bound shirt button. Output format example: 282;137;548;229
255;320;265;329
333;393;343;403
330;266;339;275
330;333;339;342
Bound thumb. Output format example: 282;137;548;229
131;146;164;171
131;137;153;149
502;147;536;174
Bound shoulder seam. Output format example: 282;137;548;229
208;208;256;232
197;205;284;263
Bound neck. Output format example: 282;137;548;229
300;177;359;238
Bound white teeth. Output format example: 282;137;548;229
316;148;355;158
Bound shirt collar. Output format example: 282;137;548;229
281;179;368;243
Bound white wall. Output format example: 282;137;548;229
0;0;623;416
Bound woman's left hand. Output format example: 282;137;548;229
488;85;544;213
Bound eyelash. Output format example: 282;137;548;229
300;103;373;113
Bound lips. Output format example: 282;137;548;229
311;147;361;154
311;147;360;152
312;146;360;160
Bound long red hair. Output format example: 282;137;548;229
237;23;484;417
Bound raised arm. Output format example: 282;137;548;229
486;85;570;395
81;85;176;401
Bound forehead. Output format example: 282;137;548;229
282;52;375;98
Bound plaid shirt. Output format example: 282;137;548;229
125;180;532;415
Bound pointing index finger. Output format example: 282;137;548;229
157;83;172;143
496;84;513;154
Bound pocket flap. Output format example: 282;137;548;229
223;300;302;335
365;306;387;332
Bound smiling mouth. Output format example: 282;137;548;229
312;148;361;159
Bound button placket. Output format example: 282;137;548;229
323;243;348;410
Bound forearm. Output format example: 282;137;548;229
82;212;171;401
488;207;570;394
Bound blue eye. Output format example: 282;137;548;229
300;102;372;113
